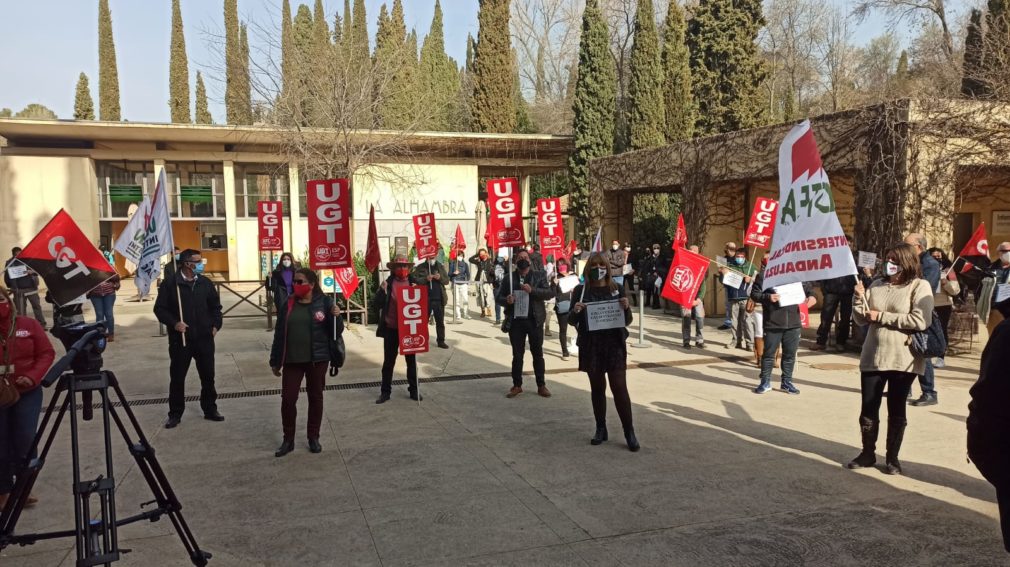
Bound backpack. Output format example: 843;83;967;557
909;309;946;358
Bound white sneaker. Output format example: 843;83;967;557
933;357;945;368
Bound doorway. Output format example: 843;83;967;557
952;213;975;255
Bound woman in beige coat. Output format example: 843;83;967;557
848;243;934;475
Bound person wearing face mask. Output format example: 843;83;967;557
718;242;739;330
0;286;56;511
987;242;1010;337
569;255;637;451
468;247;496;318
4;247;46;328
374;255;422;403
641;245;662;309
411;255;450;349
849;243;933;475
551;259;574;360
925;247;959;369
497;249;555;398
269;268;343;457
719;247;757;351
449;250;471;319
269;252;299;314
154;249;224;429
623;243;637;306
606;240;628;286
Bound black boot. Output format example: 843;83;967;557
591;422;608;445
846;417;879;469
275;439;294;458
308;438;322;453
884;417;907;475
625;428;640;452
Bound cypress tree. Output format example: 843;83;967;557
420;0;462;130
628;0;665;150
74;72;95;120
291;4;314;125
239;23;253;124
513;48;536;133
893;50;911;96
661;0;693;142
466;34;476;74
169;0;191;123
568;0;616;231
351;0;369;60
224;0;240;123
313;0;330;56
472;0;517;132
984;0;1010;100
281;0;294;98
333;11;343;44
195;72;213;123
343;0;352;47
686;0;767;135
962;9;985;98
97;0;121;121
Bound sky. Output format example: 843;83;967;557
0;0;896;123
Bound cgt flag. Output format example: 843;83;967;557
762;120;857;289
661;247;710;310
452;224;467;257
17;210;116;306
398;284;429;355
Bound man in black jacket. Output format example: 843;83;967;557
4;247;46;327
154;249;224;428
812;273;857;352
497;248;554;398
751;271;816;395
411;258;450;348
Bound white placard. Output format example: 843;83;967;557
857;251;877;269
997;284;1010;304
586;300;626;331
774;282;806;307
722;270;744;288
715;256;728;266
5;264;27;279
558;274;580;294
622;263;633;275
513;290;530;318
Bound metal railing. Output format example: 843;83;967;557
213;280;273;330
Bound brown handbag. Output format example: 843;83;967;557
0;332;20;409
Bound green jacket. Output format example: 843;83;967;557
411;261;449;304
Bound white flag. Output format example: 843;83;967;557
762;120;856;290
133;170;175;297
114;197;152;265
591;227;602;253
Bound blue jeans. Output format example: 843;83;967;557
91;293;117;335
723;289;733;326
0;386;43;493
759;327;801;388
918;359;936;396
680;304;705;345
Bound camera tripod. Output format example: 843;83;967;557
0;335;210;566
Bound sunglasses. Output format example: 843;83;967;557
293;278;309;284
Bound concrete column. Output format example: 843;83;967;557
223;160;239;279
288;163;304;258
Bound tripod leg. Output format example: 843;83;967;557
105;372;211;567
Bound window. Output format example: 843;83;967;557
98;161;224;219
235;165;290;217
97;161;151;218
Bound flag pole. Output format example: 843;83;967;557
332;269;338;340
169;226;186;348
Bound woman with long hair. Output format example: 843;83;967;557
0;286;56;509
269;268;343;457
569;254;638;451
551;258;574;360
848;243;933;474
269;252;299;313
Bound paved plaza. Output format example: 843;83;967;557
2;284;1007;566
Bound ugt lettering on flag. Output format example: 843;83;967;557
762;120;856;289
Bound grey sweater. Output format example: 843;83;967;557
853;278;933;375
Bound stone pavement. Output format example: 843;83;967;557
2;284;1007;566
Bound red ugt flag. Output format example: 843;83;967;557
398;285;429;355
487;178;525;248
672;214;688;250
306;179;352;269
661;247;710;310
743;198;779;249
16;209;117;306
333;267;360;298
536;198;565;256
959;223;989;258
413;213;439;260
365;204;381;273
257;201;284;251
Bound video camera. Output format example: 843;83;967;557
43;321;108;388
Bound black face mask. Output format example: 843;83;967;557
516;259;531;270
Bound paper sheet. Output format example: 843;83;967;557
722;270;744;288
513;290;530;318
774;282;806;307
857;251;877;269
997;284;1010;304
586;300;625;331
558;274;580;294
5;264;27;279
622;263;633;275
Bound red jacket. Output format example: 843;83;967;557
2;316;56;392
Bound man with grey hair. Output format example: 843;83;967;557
905;233;941;407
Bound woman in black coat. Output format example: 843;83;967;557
269;268;342;457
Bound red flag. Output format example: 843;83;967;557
487;178;526;248
306;179;352;269
564;239;577;261
743;198;778;249
536;198;565;256
673;214;688;250
453;224;466;257
413;213;439;260
959;223;990;258
660;247;710;309
799;302;810;328
16;209;116;305
398;285;429;355
333;267;360;298
257;201;284;251
365;205;381;273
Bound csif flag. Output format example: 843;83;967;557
673;214;688;250
17;210;116;306
134;169;175;297
661;247;710;310
365;205;381;273
958;223;989;258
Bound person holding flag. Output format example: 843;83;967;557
750;269;816;395
498;248;554;398
4;248;46;328
154;249;224;429
412;256;449;349
678;246;708;349
373;254;422;403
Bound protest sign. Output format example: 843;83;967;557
586;300;626;331
257;201;284;251
398;285;429;355
661;247;710;309
996;284;1010;304
775;282;806;307
307;178;352;269
762;120;857;289
722;270;744;288
487;178;525;248
413;213;439;260
513;290;530;318
857;251;877;269
5;263;27;279
537;198;565;254
744;198;779;249
558;274;580;294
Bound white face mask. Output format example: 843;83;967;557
612;245;620;251
282;259;292;268
885;261;900;276
1002;252;1010;264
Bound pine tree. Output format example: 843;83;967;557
97;0;121;121
568;0;616;232
74;72;95;120
281;0;294;98
420;0;463;130
472;0;517;132
195;72;213;123
628;0;665;150
224;0;240;123
661;0;693;142
962;9;985;98
686;0;767;135
169;0;191;123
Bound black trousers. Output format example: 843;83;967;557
381;330;418;396
429;300;446;344
859;371;915;423
509;318;546;387
816;293;853;346
168;337;218;418
557;312;570;357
